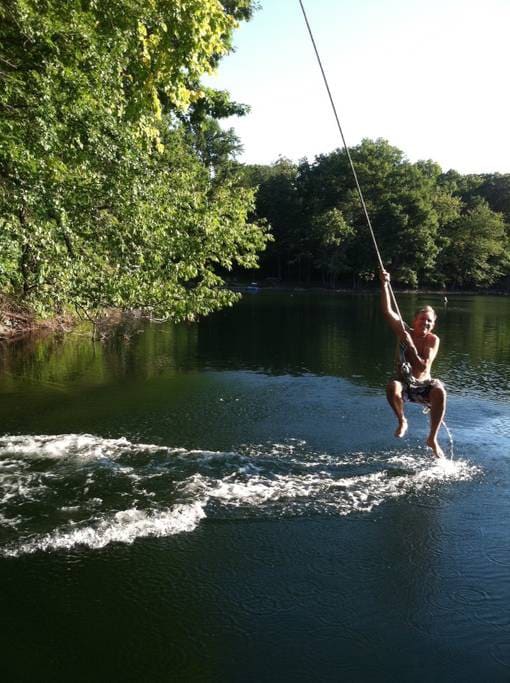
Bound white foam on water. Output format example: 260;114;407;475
0;434;481;556
389;452;479;479
0;433;186;461
0;512;22;529
175;449;248;465
0;469;52;505
2;501;206;557
180;455;480;516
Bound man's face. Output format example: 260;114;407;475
413;310;435;337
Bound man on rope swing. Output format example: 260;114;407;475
380;269;447;458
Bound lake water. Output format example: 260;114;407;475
1;291;509;681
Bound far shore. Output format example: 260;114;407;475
229;280;510;297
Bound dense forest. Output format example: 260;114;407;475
1;1;509;335
240;143;510;290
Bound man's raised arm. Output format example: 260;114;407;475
380;269;403;337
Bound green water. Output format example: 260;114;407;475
1;291;510;682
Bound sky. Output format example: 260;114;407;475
205;0;510;174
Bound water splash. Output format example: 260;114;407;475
0;434;480;557
421;407;455;460
441;420;455;459
2;503;206;558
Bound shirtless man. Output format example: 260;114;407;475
380;269;447;458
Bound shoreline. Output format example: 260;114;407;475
2;283;508;340
229;281;510;297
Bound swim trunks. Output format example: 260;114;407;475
403;378;441;404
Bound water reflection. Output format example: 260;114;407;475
1;291;509;399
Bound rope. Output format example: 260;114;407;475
298;0;404;330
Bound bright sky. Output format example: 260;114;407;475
205;0;510;174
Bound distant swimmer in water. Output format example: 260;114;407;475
380;269;447;458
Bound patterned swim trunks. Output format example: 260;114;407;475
403;378;441;404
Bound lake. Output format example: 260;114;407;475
1;290;509;682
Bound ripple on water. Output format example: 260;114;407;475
422;582;490;612
0;434;481;556
484;547;510;567
489;641;510;669
407;608;473;639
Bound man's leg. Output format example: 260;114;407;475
386;380;408;437
426;382;446;457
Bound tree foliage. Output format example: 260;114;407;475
437;200;509;288
243;159;302;279
0;0;267;320
242;140;510;290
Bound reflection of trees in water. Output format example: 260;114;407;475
0;331;103;391
434;295;510;399
197;291;510;397
99;321;199;381
0;319;203;388
197;292;389;384
1;293;509;398
461;296;510;361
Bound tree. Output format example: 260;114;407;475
437;200;509;288
477;174;510;225
242;159;301;280
295;140;460;287
0;0;267;320
310;208;354;287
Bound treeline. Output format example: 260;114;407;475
241;140;510;290
0;0;267;323
2;2;509;334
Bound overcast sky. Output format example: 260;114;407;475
205;0;510;174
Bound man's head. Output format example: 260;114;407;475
413;306;437;336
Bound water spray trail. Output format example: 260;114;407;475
0;434;477;556
442;420;455;460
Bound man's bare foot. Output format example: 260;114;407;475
395;418;408;438
426;436;445;458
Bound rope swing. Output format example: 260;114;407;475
298;0;405;331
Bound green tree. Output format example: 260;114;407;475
0;0;267;320
310;208;354;286
243;159;301;280
476;174;510;225
450;172;510;226
297;140;460;287
437;200;509;288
